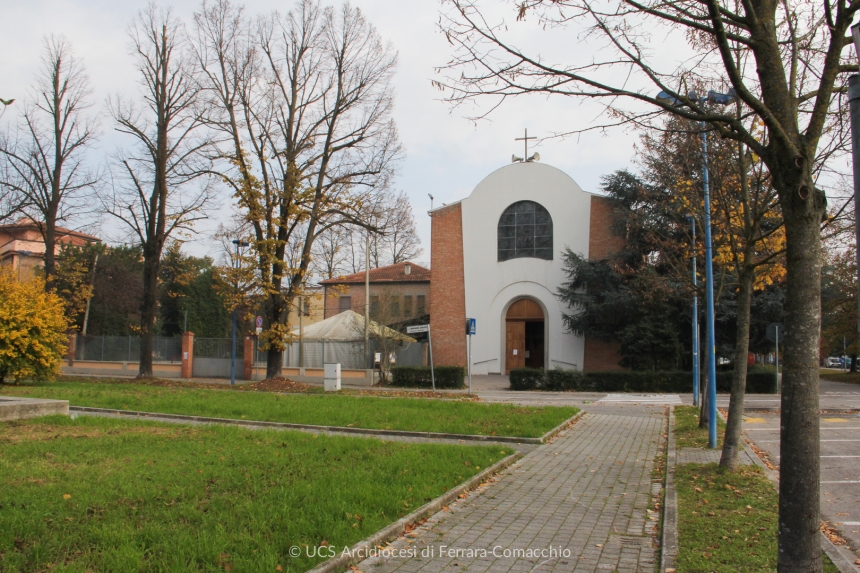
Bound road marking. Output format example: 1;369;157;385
744;427;860;431
598;394;682;404
757;439;860;443
821;480;860;484
743;417;767;423
822;418;849;422
822;455;860;458
839;522;860;526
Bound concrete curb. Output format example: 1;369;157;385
304;450;524;573
660;406;678;573
741;433;860;572
539;410;585;442
70;406;580;445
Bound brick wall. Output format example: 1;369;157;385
588;195;625;260
583;338;626;371
323;283;431;319
429;203;467;367
585;195;626;372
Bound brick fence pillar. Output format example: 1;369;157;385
67;333;77;366
181;332;194;379
243;335;254;381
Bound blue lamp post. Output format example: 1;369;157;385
686;216;700;407
231;239;250;386
657;88;735;449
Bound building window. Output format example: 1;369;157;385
370;295;380;316
497;201;553;261
416;295;426;315
403;295;413;316
390;296;400;317
338;296;352;314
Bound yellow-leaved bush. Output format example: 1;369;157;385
0;268;69;384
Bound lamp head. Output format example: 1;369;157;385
656;91;682;106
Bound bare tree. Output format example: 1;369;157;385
312;225;352;278
0;37;99;286
105;4;214;378
192;0;401;379
380;191;423;266
440;0;856;568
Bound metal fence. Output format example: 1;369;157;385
75;335;182;363
194;337;243;359
254;340;427;370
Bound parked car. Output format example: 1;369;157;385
825;356;842;368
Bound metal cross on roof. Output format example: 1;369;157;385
515;128;536;158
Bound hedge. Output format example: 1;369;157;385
509;368;778;393
389;366;466;389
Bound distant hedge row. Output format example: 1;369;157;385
509;368;778;394
389;366;466;389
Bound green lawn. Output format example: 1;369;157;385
675;464;838;572
674;405;725;449
0;415;513;572
819;369;860;385
0;380;577;438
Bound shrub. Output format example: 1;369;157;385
509;368;543;390
389;366;465;389
507;368;778;394
0;269;69;384
542;368;584;391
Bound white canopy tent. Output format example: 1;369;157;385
291;310;415;343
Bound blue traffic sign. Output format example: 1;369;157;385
467;318;476;336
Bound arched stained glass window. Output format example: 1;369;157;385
497;201;553;261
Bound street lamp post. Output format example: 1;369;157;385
849;25;860;368
700;124;720;448
231;239;249;386
657;88;735;449
686;216;700;407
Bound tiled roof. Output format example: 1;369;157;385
320;261;430;285
0;218;100;241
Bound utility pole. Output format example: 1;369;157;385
365;230;371;371
81;253;99;335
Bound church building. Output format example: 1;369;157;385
429;152;625;374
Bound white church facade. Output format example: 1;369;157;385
428;160;625;374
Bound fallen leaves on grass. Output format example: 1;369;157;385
238;378;316;393
0;422;194;444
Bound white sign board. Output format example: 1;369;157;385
406;324;430;334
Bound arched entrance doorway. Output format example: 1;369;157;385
505;298;545;374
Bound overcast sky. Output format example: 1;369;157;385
1;0;664;267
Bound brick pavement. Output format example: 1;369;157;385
356;406;666;573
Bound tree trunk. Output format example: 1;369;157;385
138;250;159;378
777;170;823;573
265;293;285;379
43;214;57;289
720;262;754;470
850;354;857;373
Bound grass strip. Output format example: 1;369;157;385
0;415;512;573
819;369;860;385
675;464;838;572
674;405;725;449
0;380;577;438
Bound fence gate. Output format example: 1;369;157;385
193;338;242;378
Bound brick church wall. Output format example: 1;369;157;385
429;203;467;367
584;195;627;372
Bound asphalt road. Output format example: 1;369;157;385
738;380;860;562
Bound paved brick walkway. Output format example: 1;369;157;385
356;407;666;573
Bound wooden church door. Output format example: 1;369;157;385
505;321;526;373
